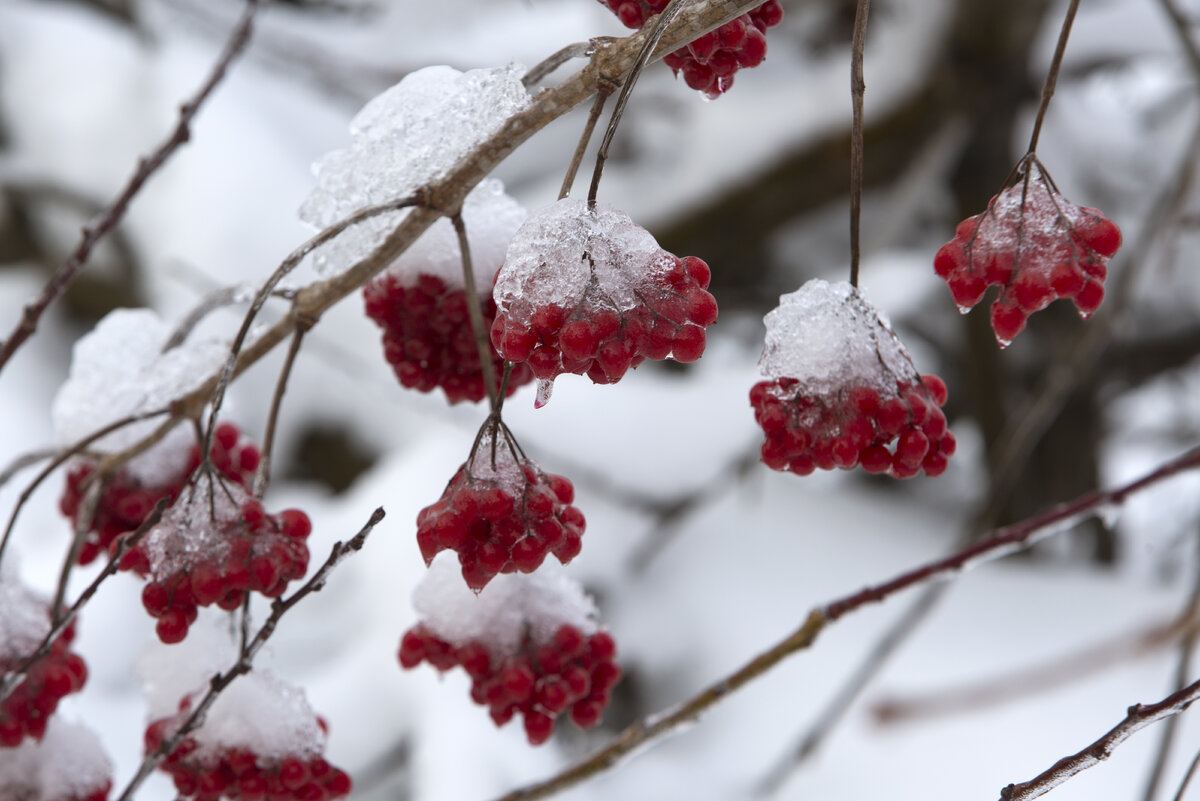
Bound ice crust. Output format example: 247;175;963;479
138;620;326;760
0;562;50;663
758;279;916;396
299;65;532;277
492;198;677;323
413;553;597;656
139;477;245;580
466;427;525;496
0;719;111;801
50;309;228;486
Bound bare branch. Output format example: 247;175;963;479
848;0;871;288
1026;0;1080;154
452;213;501;412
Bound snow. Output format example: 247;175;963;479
137;618;326;761
413;553;597;656
0;561;50;664
493;198;676;322
299;64;532;277
0;718;111;801
139;475;242;580
758;279;916;396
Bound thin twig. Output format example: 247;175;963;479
451;214;501;412
163;285;250;351
0;448;58;491
560;91;611;200
486;445;1200;801
0;0;262;377
1026;0;1080;154
114;507;386;801
1172;746;1200;801
1157;0;1200;84
848;0;871;288
253;323;309;498
524;41;598;88
0;499;168;705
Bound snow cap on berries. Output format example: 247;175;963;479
0;719;112;801
0;563;51;665
299;64;531;276
759;279;915;391
138;620;326;761
494;198;675;320
413;554;597;656
139;479;247;581
51;309;227;485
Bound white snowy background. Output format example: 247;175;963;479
2;0;1200;800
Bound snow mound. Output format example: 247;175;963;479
0;719;111;801
0;562;50;664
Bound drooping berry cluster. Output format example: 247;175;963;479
752;279;956;479
752;375;956;478
0;623;88;748
933;158;1122;346
492;199;717;405
128;488;311;644
364;272;533;404
417;423;584;591
59;422;260;566
145;719;351;801
597;0;784;97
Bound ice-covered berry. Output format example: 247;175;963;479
597;0;784;97
750;280;955;479
129;481;311;644
139;625;349;801
416;421;585;591
59;422;260;566
492;199;718;406
0;719;113;801
399;557;619;745
933;158;1121;347
0;570;88;749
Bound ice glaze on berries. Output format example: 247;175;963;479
417;422;584;591
492;199;717;406
933;158;1121;346
399;622;620;745
364;271;532;404
751;279;955;478
129;482;311;644
59;422;260;566
597;0;784;97
0;572;88;749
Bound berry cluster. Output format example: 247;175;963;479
399;623;620;745
145;719;351;801
59;422;260;566
597;0;784;97
0;623;88;748
129;497;312;644
417;427;585;591
933;160;1122;346
751;375;956;478
363;272;533;404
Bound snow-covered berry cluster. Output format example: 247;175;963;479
401;556;620;744
597;0;784;97
364;272;532;404
127;483;311;644
933;159;1121;346
0;573;88;748
417;422;584;591
492;199;717;406
59;422;260;566
0;719;113;801
751;279;955;479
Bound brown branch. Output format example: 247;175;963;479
0;0;262;377
451;214;501;412
1026;0;1080;154
848;0;871;288
485;445;1200;801
252;323;309;498
114;506;386;801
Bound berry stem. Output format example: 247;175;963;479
451;213;502;412
0;0;263;381
524;41;597;88
587;0;690;208
560;90;610;200
253;323;309;498
848;0;871;289
113;506;386;801
1026;0;1080;155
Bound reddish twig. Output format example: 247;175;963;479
848;0;871;288
0;0;262;377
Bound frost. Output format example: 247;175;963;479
758;279;916;396
299;65;532;276
138;477;245;580
138;619;326;761
0;562;50;664
0;719;111;801
413;553;597;656
493;198;677;327
50;309;228;486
